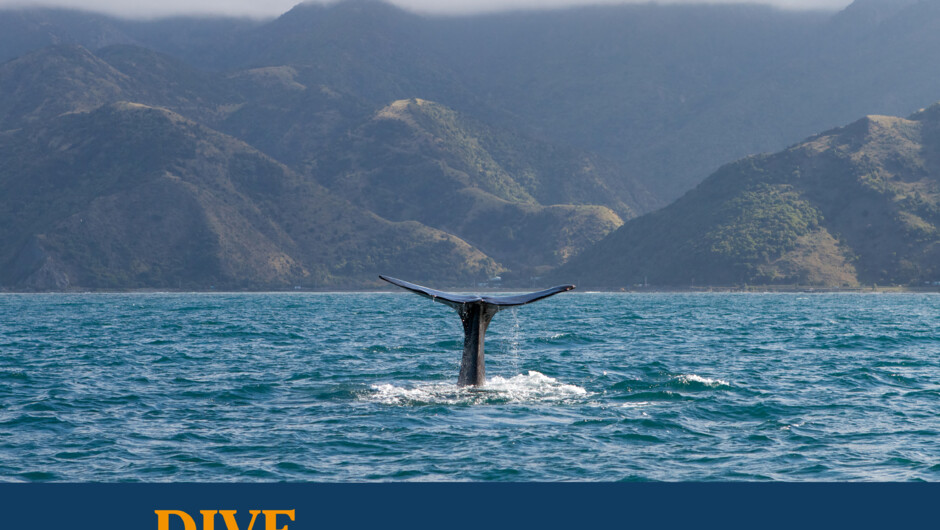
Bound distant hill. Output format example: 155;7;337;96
0;45;640;288
3;1;940;289
312;98;647;271
0;103;498;290
557;105;940;288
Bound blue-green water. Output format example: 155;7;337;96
0;292;938;481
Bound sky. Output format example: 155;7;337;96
0;0;856;19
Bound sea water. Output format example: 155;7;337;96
0;292;937;481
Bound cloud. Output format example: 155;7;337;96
0;0;299;18
0;0;854;19
395;0;853;16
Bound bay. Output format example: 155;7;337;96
0;292;937;481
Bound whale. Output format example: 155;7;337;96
379;275;575;386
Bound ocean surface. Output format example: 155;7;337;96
0;292;937;482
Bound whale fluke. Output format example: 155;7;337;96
379;275;575;386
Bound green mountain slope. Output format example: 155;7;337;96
0;42;646;286
217;67;374;174
0;44;238;131
94;44;241;124
0;45;136;129
558;105;940;288
315;98;630;271
0;102;498;289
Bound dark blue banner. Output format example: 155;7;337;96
1;483;937;529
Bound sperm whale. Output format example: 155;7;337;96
379;275;575;386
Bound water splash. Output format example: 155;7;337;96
365;371;588;406
620;401;654;408
505;307;521;374
674;374;731;388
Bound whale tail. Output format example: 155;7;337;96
379;275;575;386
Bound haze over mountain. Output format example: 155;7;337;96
0;0;854;19
3;0;938;201
1;0;939;289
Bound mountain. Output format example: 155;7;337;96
0;41;647;288
174;0;940;203
94;44;241;124
4;1;940;289
0;44;237;130
428;3;833;201
0;44;134;129
6;1;940;205
0;8;134;64
290;98;647;271
557;105;940;288
0;102;498;290
426;0;940;201
225;0;478;108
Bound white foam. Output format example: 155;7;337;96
486;371;588;398
675;374;731;387
365;371;588;406
620;401;653;408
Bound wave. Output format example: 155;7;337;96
364;371;588;406
673;374;731;388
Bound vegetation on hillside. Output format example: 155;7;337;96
2;1;940;289
558;106;940;288
0;43;636;289
0;103;499;289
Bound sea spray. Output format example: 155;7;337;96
367;371;589;406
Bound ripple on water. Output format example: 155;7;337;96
0;292;937;481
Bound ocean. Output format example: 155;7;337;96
0;292;937;481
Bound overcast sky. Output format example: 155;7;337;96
0;0;855;19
